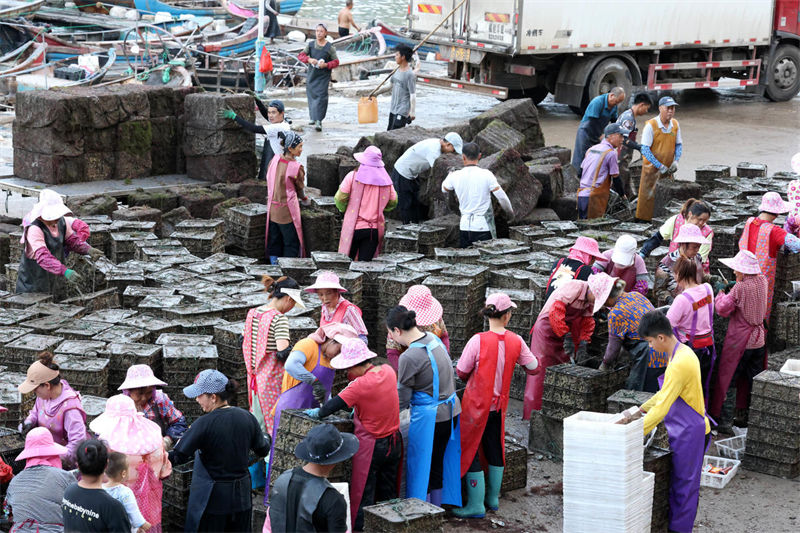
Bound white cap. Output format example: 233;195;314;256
444;132;463;154
611;234;637;268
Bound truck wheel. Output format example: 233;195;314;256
588;58;634;110
765;44;800;102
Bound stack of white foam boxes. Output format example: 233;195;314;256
563;412;655;533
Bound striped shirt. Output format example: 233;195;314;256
251;308;290;357
321;298;368;337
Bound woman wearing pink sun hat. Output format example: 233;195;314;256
386;285;450;371
654;223;708;305
739;191;800;319
335;146;398;261
709;250;768;430
305;270;368;343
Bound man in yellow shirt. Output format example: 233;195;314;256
618;311;709;533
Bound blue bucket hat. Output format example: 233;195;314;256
183;369;228;398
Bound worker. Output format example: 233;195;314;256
545;236;606;300
599;291;667;392
710;251;767;431
441;142;515;247
16;189;103;294
219;98;290;181
653;223;707;305
387;305;461;507
640;199;713;274
337;0;360;37
593;234;649;296
615;93;652;196
385;285;450;371
392;132;463;224
305;271;368;342
526;273;625;419
571;87;626;170
783;179;800;236
335;146;398;261
19;352;88;469
305;338;402;530
269;424;356;533
387;44;416;130
298;24;340;131
665;257;716;402
618;311;710;533
577;123;629;219
739;191;800;319
265;131;309;263
453;293;538;518
264;0;280;43
636;96;682;221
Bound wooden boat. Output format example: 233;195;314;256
133;0;228;17
9;48;117;91
0;0;45;19
225;0;304;18
195;19;257;60
278;14;340;39
0;40;45;75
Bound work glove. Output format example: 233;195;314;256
598;362;611;372
622;138;641;151
312;380;327;406
87;246;104;261
64;269;81;283
304;408;321;419
615;406;644;425
275;347;291;363
218;109;237;120
21;421;35;436
659;165;672;176
669;162;678;174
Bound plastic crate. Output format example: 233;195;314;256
700;455;740;489
715;435;746;460
780;359;800;376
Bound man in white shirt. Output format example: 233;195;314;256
391;132;463;223
441;142;514;248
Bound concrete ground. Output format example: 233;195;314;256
440;400;800;533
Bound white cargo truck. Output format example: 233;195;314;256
407;0;800;112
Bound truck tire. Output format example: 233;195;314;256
765;44;800;102
587;58;634;110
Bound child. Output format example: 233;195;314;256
103;452;151;533
617;311;710;533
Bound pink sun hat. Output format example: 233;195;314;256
787;180;800;216
399;285;443;327
15;427;68;461
587;272;620;314
305;271;347;293
673;223;711;245
353;146;392;186
89;395;163;456
486;292;517;312
570;236;606;261
720;250;762;275
331;338;377;369
759;192;792;214
118;364;167;391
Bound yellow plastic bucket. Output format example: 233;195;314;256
358;96;378;124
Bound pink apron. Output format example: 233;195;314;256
709;304;758;418
265;155;306;258
338;170;392;260
348;414;378;524
242;307;283;435
672;285;716;407
738;217;778;319
670;214;712;274
525;286;591;419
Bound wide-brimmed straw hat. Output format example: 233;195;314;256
89;395;163;456
720;250;762;275
118;364;167;391
305;271;347;293
15;427;68;461
331;338;377;369
295;424;359;465
399;285;443;327
570;236;606;261
759;191;792;215
588;273;619;314
673;223;710;245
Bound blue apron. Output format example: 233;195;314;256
405;336;462;506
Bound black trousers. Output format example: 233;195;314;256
468;410;504;472
338;27;350;37
459;230;492;248
349;228;379;261
429;416;457;491
388;113;411;130
691;345;715;398
267;220;300;259
356;431;403;530
198;509;251;532
391;169;424;224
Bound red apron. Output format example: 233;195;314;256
321;298;361;327
265;155;306;258
709;306;757;418
349;414;376;525
242;307;283;435
459;331;520;476
605;263;636;292
738;217;778;319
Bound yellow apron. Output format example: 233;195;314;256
636;117;678;221
577;148;614;219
